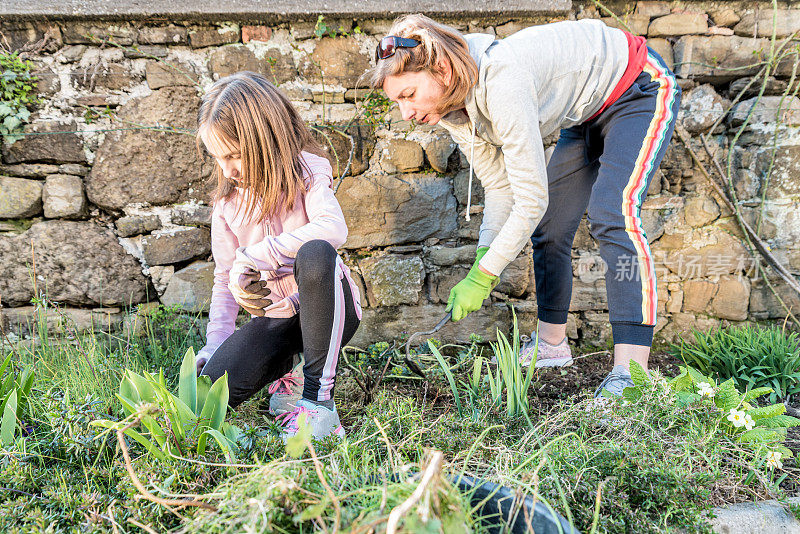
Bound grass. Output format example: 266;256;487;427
0;303;798;533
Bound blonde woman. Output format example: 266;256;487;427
370;15;681;397
195;72;362;440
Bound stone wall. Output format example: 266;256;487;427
1;1;799;347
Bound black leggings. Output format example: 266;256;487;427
201;240;360;408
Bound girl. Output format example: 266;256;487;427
370;15;681;398
195;71;361;441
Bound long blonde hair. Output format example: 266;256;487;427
368;14;478;113
197;71;323;222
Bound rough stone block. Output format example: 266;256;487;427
673;36;770;81
62;22;136;45
602;14;650;35
43;174;86;219
682;279;717;312
635;2;671;19
2;120;87;164
423;133;457;173
359;254;424;306
189;25;240;48
145;60;199;89
242;26;273;43
679;84;726;133
734;10;800;38
647;38;674;71
87;87;214;210
683;195;720;227
171;204;212;226
710;8;741;28
160;261;215;312
0;176;42;218
115;215;162;237
380;138;424;173
648;13;708;37
74;61;138;91
0;220;149;307
300;37;371;88
141;227;211;265
337;173;458;249
711;275;750;321
138;25;188;45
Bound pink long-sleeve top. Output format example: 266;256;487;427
197;151;362;359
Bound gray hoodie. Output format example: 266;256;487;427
438;19;631;276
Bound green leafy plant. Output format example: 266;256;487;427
671;324;800;403
0;51;39;142
92;347;242;462
488;313;537;418
623;361;800;467
0;353;34;447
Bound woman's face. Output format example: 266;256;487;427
200;127;242;182
382;65;452;126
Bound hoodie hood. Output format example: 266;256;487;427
462;33;497;114
453;33;496;222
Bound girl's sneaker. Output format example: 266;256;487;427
276;398;345;442
268;368;304;416
519;332;574;368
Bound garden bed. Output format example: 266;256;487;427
1;305;799;533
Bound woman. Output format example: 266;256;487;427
369;14;681;397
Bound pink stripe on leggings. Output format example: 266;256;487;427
317;261;346;401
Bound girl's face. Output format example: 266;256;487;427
200;127;242;182
382;63;453;126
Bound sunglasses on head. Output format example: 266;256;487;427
375;35;421;61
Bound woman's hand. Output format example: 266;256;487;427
446;247;498;321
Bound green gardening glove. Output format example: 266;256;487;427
446;247;498;322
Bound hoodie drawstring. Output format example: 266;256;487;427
465;119;476;222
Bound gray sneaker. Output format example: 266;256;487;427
594;365;635;398
277;398;345;442
520;332;574;368
268;367;304;416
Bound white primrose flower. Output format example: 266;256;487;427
744;414;755;431
766;451;783;470
726;408;747;428
697;382;715;398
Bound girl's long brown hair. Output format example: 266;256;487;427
197;71;324;223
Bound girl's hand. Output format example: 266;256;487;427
228;250;274;314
